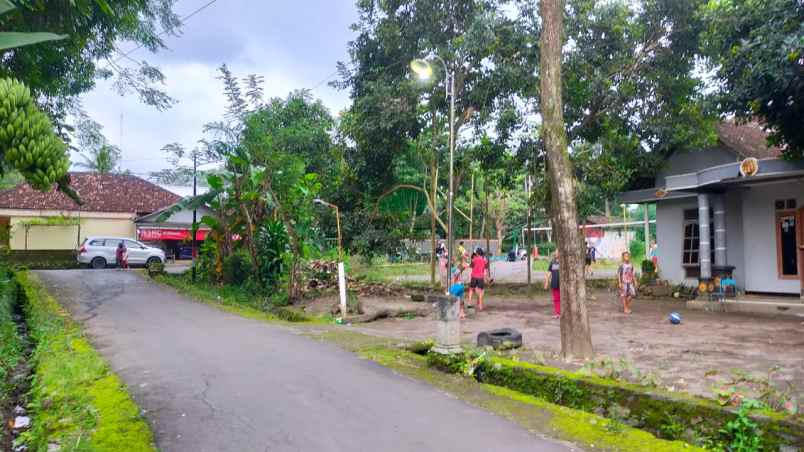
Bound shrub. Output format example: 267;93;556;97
538;241;557;256
221;252;253;285
146;261;164;278
641;259;656;274
629;239;645;260
254;220;288;288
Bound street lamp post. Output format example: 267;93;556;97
314;198;346;318
411;55;455;293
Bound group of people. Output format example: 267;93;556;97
438;239;653;319
437;241;490;320
544;249;639;317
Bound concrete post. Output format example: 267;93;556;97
712;195;727;267
429;294;461;354
698;194;712;280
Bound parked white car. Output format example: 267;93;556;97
78;237;165;269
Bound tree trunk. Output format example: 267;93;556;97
539;0;594;359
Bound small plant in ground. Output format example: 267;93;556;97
716;399;764;452
712;367;798;414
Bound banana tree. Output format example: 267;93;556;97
0;1;66;50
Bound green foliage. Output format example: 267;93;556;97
254;220;289;288
701;0;804;159
0;77;70;190
716;400;764;452
0;1;66;51
629;239;645;261
0;267;22;404
641;259;656;275
0;0;181;118
14;271;155;451
146;260;164;278
221;252;253;286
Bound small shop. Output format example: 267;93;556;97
135;203;212;261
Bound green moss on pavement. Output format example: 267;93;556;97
15;271;155;451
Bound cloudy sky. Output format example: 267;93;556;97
79;0;358;179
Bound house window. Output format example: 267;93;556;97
775;199;797;211
682;209;714;278
776;212;798;279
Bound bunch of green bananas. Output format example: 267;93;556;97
0;77;70;190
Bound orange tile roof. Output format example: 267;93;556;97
0;172;181;215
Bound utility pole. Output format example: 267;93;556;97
191;151;198;283
643;203;650;261
469;172;474;242
526;174;532;287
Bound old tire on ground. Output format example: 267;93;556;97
91;257;107;269
477;328;523;350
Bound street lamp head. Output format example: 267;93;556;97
410;59;433;79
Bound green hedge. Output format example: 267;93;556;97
15;271;155;451
427;353;804;450
4;250;79;269
0;266;22;404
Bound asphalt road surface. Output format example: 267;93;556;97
35;270;570;452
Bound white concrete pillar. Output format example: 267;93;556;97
698;194;712;280
712;194;727;267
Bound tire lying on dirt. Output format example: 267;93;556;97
477;328;523;350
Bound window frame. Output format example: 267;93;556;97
775;211;799;280
681;208;714;270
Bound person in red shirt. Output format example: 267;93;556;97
466;248;489;313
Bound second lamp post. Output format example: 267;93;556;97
411;55;456;292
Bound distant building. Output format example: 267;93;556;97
0;173;183;251
619;121;804;297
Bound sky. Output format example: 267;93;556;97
79;0;359;179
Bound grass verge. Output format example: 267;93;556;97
351;262;430;283
305;330;700;451
15;271;155;452
0;267;22;405
153;272;318;323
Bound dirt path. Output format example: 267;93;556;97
356;289;804;402
34;270;570;452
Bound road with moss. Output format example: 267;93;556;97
35;270;571;452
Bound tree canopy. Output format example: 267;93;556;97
701;0;804;159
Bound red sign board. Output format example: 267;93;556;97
584;227;604;239
137;228;208;241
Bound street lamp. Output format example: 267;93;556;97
411;55;456;293
314;198;346;318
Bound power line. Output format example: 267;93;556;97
111;0;222;65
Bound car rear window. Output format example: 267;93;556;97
89;239;105;246
104;239;122;247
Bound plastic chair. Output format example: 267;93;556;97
710;277;736;302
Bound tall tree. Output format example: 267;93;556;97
0;0;181;125
701;0;804;159
539;0;593;359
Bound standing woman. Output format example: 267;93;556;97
466;248;489;312
543;251;561;319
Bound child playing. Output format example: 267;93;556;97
618;251;638;314
543;251;561;319
449;280;466;319
466;248;489;312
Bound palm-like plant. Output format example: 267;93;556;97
76;144;121;174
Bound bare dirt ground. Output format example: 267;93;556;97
321;287;804;405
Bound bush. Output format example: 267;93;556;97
147;261;164;278
254;220;288;288
641;259;656;274
538;241;557;256
629;240;645;260
222;252;253;285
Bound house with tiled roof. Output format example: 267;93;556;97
0;173;181;251
619;121;804;298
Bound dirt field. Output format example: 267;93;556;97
326;287;804;405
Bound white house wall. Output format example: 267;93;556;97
724;190;745;290
655;198;699;287
741;180;804;294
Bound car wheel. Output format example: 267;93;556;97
90;257;107;269
146;257;162;266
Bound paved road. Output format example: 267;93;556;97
35;270;570;452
